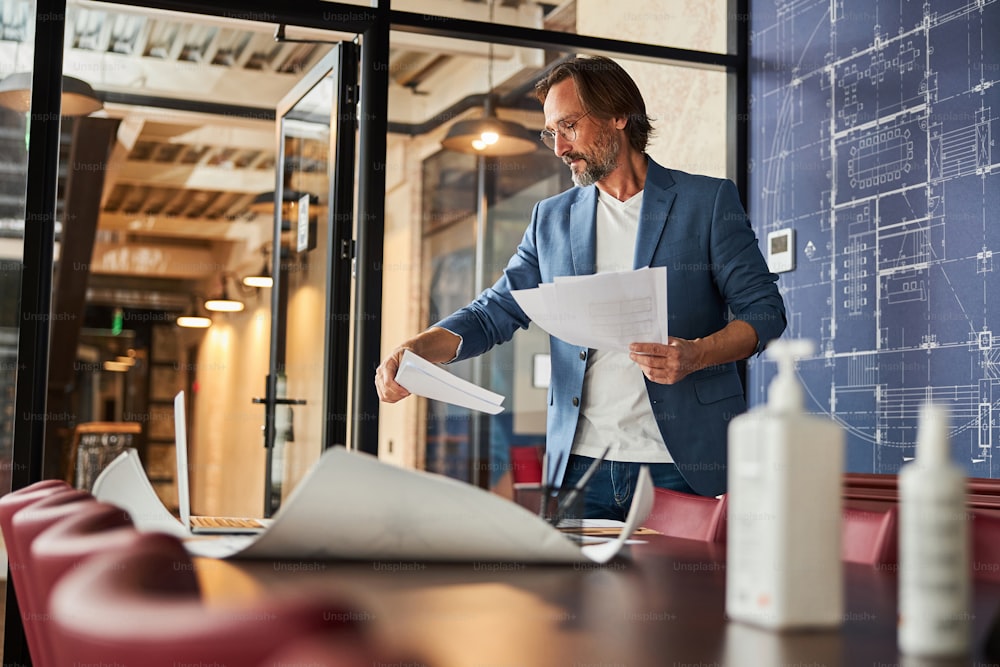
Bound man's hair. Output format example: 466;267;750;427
534;55;654;153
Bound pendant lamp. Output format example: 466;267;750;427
204;273;245;313
440;0;536;157
442;93;536;156
0;72;104;116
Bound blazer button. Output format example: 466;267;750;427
572;397;579;407
579;350;587;360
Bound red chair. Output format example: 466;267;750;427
27;501;139;665
643;488;727;542
509;446;544;513
841;505;898;567
48;531;369;667
0;479;73;545
971;510;1000;583
1;485;92;664
510;445;543;484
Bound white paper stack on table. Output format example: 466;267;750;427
395;349;504;414
511;266;668;352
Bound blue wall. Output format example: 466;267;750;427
748;0;1000;476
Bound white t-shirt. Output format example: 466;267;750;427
571;190;673;463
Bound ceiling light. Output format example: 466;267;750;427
440;0;536;158
204;298;244;313
243;247;274;288
442;96;537;156
0;72;104;116
177;315;212;329
204;273;245;313
242;275;273;288
102;360;132;373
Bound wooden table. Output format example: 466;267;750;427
195;535;1000;667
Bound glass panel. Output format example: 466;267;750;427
37;7;354;522
391;0;729;55
269;66;340;513
377;31;728;489
0;0;34;648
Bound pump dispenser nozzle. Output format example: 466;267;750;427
916;402;951;465
766;339;815;412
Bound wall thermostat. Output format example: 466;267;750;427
767;228;795;273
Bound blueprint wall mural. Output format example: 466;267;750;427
748;0;1000;476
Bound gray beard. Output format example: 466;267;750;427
569;136;620;187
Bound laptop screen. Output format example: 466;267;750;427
173;390;193;529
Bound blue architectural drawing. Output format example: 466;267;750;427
749;0;1000;476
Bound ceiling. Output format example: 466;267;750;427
0;0;566;310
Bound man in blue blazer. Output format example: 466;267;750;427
377;56;785;520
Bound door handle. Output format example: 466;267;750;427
252;397;307;405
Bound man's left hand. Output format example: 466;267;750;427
629;338;703;385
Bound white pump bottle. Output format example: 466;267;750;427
725;338;845;629
898;402;970;656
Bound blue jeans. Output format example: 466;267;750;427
559;454;698;521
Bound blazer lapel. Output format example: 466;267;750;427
633;162;677;269
570;186;597;276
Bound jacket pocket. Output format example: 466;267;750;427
693;371;744;405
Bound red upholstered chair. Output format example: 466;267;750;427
0;480;73;662
643;488;728;542
26;501;138;665
971;510;1000;583
1;485;93;664
48;531;368;667
0;479;73;547
509;446;544;513
841;505;899;567
510;445;543;484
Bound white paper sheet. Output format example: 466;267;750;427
512;267;668;351
92;449;274;538
395;349;505;414
92;449;190;538
94;445;652;564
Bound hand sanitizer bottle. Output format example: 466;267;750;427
725;338;844;629
898;402;970;656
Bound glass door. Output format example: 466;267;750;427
256;43;358;517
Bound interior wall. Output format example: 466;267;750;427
748;0;1000;477
377;119;469;472
190;298;269;517
577;0;729;178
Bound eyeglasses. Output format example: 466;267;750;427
539;111;592;149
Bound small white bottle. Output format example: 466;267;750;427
898;402;970;657
725;338;844;629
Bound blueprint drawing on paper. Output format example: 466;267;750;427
748;0;1000;476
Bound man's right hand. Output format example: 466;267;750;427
375;346;412;403
374;327;462;403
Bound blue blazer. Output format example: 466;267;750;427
435;159;786;496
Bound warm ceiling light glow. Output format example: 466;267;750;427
243;275;273;288
177;315;212;328
442;113;537;156
102;360;132;372
204;298;245;313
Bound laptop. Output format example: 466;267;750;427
174;391;268;535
